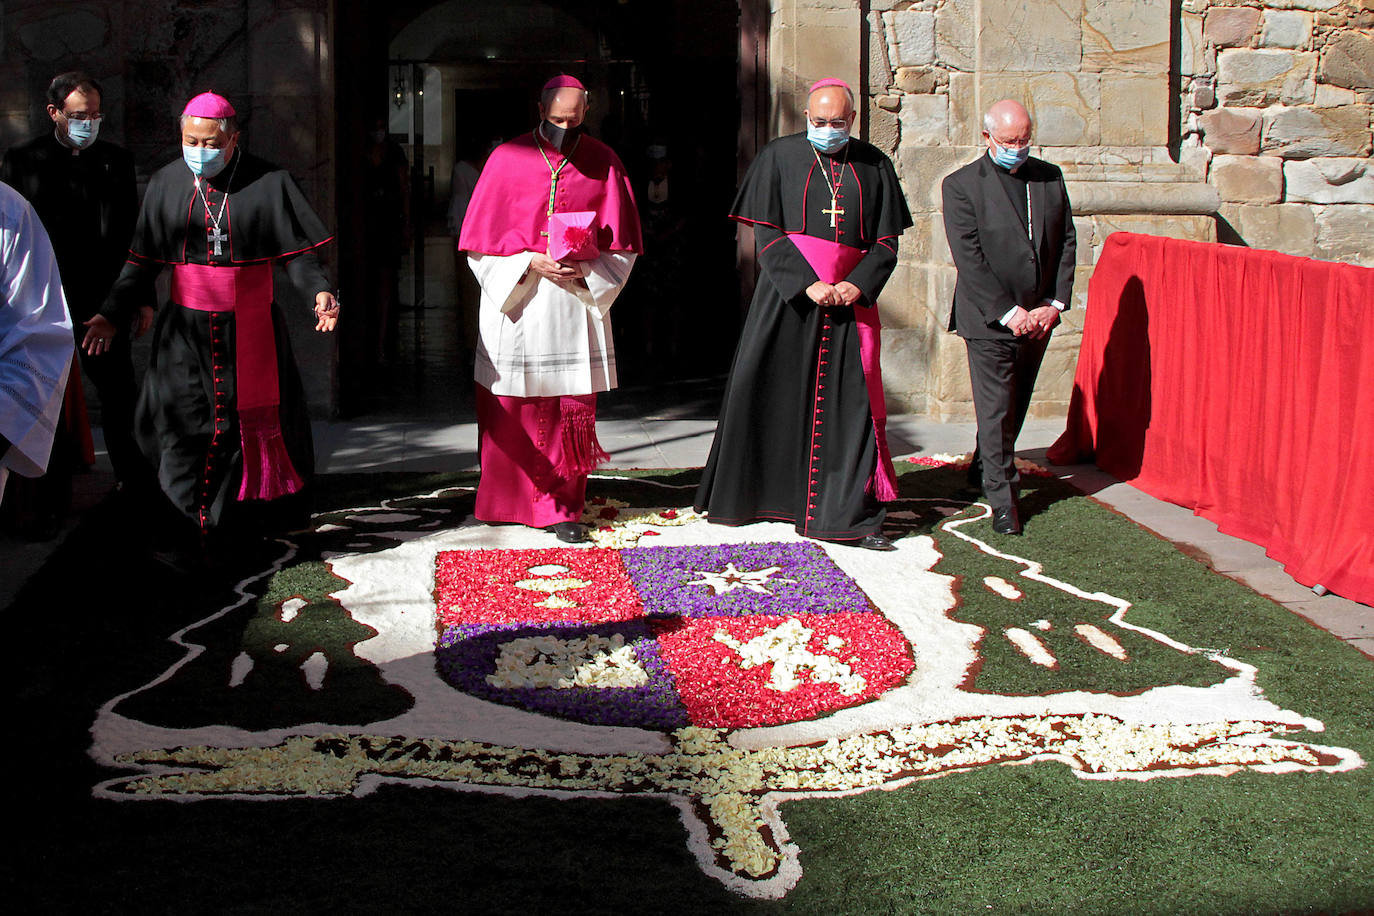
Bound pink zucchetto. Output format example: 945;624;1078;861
542;75;586;92
182;91;237;119
809;77;853;95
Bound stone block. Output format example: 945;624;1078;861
978;0;1082;73
1219;202;1317;255
1315;204;1374;265
894;67;942;95
1099;73;1170;146
1260;10;1313;49
1211;154;1285;203
1205;7;1261;49
1180;12;1206;78
980;72;1101;147
947;71;980;145
1265;0;1340;10
1320;30;1374;90
1082;0;1170;73
1179;144;1213;181
1283;157;1374;203
1216;49;1317;105
935;0;975;71
1190;75;1216;110
1315;84;1359;107
900;93;949;147
250;10;326;98
877;329;931;414
1199;107;1263;154
868;10;894;94
884;9;936;67
899;146;978;210
1262;105;1372;158
1091;213;1217;245
910;211;954;264
930;335;975;421
1073;216;1095;265
867;100;900;155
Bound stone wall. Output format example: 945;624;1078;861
838;0;1218;419
1182;0;1374;265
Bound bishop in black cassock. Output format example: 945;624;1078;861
97;93;337;549
695;79;912;549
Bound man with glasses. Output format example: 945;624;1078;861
1;72;150;530
942;99;1077;535
695;78;912;551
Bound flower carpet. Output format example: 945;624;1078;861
10;464;1374;912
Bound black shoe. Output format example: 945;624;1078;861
550;521;590;543
856;533;896;551
991;505;1022;535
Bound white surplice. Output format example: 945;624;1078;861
0;181;73;498
469;251;637;398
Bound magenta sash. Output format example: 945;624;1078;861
171;263;304;501
787;233;899;501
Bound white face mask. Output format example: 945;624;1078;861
184;145;230;179
807;122;850;154
63;117;100;149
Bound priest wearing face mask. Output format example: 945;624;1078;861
941;99;1076;535
91;91;339;563
458;75;642;544
0;72;151;500
694;78;913;551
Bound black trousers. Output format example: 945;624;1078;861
72;324;149;487
964;333;1050;511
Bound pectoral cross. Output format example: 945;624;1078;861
209;226;228;256
822;196;845;229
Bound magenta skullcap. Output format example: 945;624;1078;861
182;91;237;119
808;77;853;95
542;75;586;92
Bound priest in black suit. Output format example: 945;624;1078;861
695;78;913;550
0;72;151;494
942;99;1076;535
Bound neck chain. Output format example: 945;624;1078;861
812;144;850;229
533;128;580;217
193;150;241;248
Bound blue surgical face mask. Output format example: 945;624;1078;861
183;145;230;179
807;122;850;154
63;117;99;149
989;137;1030;171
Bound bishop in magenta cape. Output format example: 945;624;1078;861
458;108;642;530
695;127;912;543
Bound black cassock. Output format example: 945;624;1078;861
695;134;912;541
102;150;332;533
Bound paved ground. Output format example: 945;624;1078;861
7;406;1369;660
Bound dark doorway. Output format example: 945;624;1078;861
333;0;751;420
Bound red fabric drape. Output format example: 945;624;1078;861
1049;232;1374;605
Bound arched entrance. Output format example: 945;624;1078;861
333;0;757;419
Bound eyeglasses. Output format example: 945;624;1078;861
62;112;103;122
809;117;849;129
989;133;1030;150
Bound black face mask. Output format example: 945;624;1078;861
540;120;583;153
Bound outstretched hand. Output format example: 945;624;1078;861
81;315;117;355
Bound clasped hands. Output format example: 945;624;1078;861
529;252;588;282
1006;301;1060;340
806;280;862;308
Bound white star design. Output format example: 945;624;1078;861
685;562;795;596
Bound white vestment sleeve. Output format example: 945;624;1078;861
579;251;638;318
468;251;537;315
0;187;73;481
